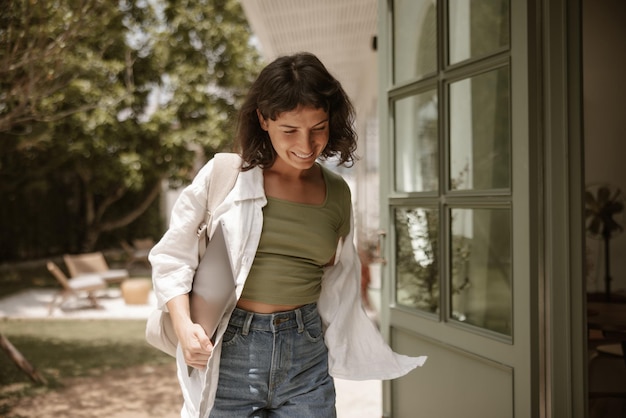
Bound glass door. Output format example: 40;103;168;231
378;1;536;416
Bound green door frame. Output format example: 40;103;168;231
534;0;586;416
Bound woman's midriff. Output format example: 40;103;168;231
236;298;306;314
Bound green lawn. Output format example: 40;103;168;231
0;318;171;414
0;256;167;415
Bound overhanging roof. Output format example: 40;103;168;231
240;0;378;105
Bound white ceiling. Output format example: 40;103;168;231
240;0;378;104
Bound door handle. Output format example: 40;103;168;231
375;229;387;265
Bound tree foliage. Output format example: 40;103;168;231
0;0;261;257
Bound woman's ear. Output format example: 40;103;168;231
256;109;268;131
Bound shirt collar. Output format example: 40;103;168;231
232;166;267;204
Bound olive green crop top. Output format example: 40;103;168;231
241;165;351;305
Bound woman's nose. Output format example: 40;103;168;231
300;132;314;149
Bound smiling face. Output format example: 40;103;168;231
258;105;329;173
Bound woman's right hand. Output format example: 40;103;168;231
166;294;214;370
178;322;214;369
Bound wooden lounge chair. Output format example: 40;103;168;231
120;238;153;268
63;252;129;285
46;261;107;315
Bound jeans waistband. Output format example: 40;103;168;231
229;303;319;335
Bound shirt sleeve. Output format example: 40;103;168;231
148;159;215;310
319;211;427;379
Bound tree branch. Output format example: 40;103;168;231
100;178;164;232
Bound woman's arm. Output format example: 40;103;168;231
149;160;217;368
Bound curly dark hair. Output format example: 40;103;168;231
234;52;358;170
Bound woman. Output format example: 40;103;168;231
149;52;426;418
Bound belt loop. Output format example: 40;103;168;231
295;308;304;334
242;312;254;336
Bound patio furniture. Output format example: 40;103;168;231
120;238;154;268
0;333;47;384
46;261;107;314
120;278;152;305
63;252;129;285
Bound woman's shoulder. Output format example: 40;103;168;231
319;164;351;203
320;165;352;209
320;164;349;188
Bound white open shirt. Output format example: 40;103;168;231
149;158;427;417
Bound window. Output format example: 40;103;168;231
391;0;512;337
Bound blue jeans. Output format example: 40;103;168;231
209;303;336;417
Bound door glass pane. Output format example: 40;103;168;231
393;0;437;84
450;208;512;335
448;0;510;65
449;67;510;191
395;207;439;313
394;89;438;192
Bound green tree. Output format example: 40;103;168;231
0;0;261;256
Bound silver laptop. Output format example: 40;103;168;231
189;222;236;343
